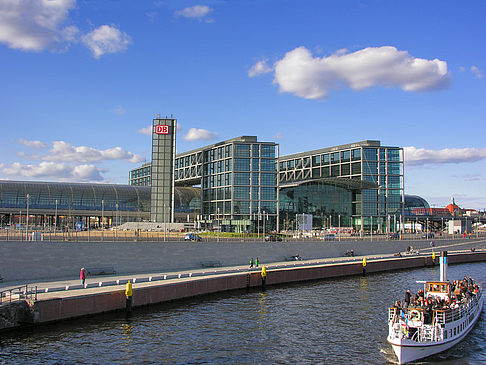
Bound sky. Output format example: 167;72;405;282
0;0;485;210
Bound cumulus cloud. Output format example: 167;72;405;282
266;46;449;100
0;161;105;182
0;1;132;57
18;138;47;149
248;60;273;78
137;126;152;136
184;128;218;141
81;25;131;58
471;65;483;79
274;133;284;139
0;0;78;51
22;141;143;163
175;5;213;21
404;146;486;166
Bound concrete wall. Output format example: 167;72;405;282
0;240;441;283
26;252;486;327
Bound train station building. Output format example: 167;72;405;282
0;116;408;234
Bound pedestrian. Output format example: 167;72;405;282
255;257;259;267
250;257;254;268
80;267;87;286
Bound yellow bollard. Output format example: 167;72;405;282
362;257;367;277
432;251;436;260
125;280;133;313
261;265;267;278
261;265;267;289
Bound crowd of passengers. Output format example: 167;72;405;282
393;276;480;324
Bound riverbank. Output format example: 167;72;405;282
1;246;485;332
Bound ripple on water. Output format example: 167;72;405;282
0;262;485;365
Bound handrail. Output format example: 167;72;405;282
0;285;37;304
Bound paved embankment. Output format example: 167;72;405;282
1;237;484;285
1;245;485;332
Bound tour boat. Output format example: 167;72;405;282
387;251;483;364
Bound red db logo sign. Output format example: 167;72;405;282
155;125;169;135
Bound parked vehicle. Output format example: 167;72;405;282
323;234;335;241
184;233;202;241
422;233;435;239
264;234;282;242
388;232;400;240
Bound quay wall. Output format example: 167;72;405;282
0;239;464;283
28;251;486;327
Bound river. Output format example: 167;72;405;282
1;262;485;364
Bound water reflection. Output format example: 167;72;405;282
1;262;484;364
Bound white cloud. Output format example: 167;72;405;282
404;146;486;166
0;161;105;182
248;60;273;78
175;5;213;20
23;141;143;163
184;128;218;141
0;1;132;57
137;126;152;135
0;0;78;51
471;65;483;79
81;25;131;58
113;105;126;115
273;133;284;139
270;46;450;100
18;138;47;149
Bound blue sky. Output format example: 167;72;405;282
0;0;485;210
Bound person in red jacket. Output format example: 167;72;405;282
80;267;87;286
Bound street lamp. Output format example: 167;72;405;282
370;215;373;242
26;193;30;241
101;199;104;241
338;214;341;242
54;199;58;236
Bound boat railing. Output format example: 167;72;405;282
436;284;482;324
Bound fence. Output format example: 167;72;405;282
0;285;37;304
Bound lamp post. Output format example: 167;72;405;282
115;203;118;240
54;199;58;236
370;215;373;242
26;193;30;241
338;214;341;242
101;199;104;241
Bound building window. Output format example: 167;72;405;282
363;148;377;161
234;144;251;157
351;149;361;161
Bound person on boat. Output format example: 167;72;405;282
404;289;411;308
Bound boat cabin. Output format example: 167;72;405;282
425;281;450;301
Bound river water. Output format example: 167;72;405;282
1;262;485;364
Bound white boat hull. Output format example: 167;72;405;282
389;327;471;364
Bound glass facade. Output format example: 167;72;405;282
0;180;200;226
278;140;404;232
200;139;277;232
279;182;354;231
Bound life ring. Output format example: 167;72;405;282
409;309;421;320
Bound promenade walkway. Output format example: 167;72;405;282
2;238;484;303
